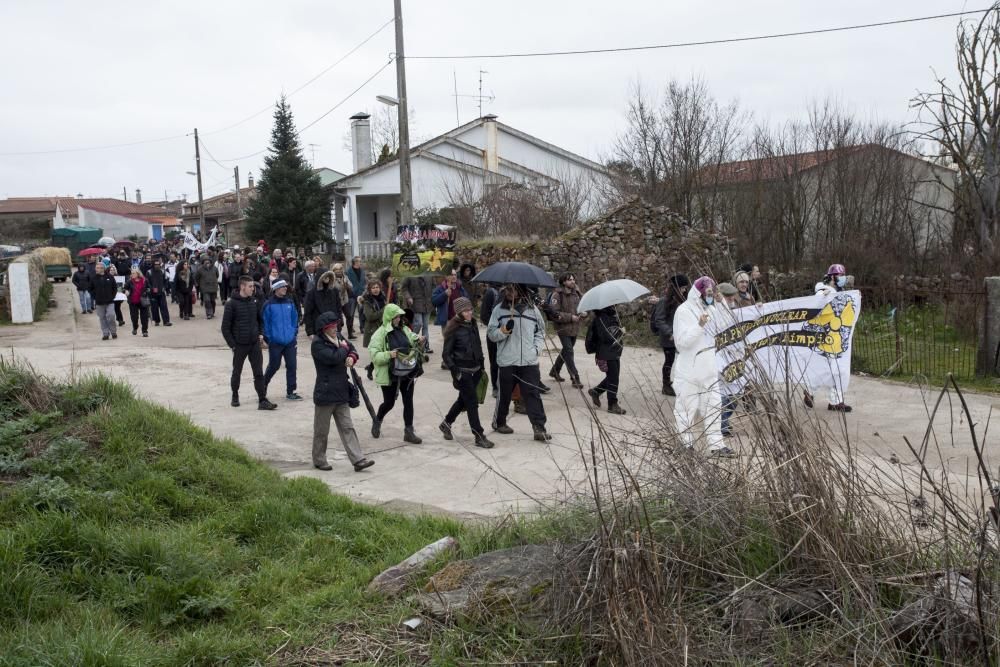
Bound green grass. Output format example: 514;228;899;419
0;362;558;665
33;281;53;321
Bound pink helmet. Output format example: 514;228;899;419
826;263;846;276
693;276;716;295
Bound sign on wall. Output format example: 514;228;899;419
391;225;457;277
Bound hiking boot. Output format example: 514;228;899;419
587;388;601;407
513;401;527;415
439;421;454;441
101;335;109;341
258;399;277;411
371;418;382;439
533;427;552;442
662;385;676;397
366;364;374;381
803;391;814;408
286;392;303;401
474;432;495;449
154;321;160;326
570;375;583;389
231;394;240;407
132;328;138;335
493;423;514;435
111;333;118;340
142;332;148;337
314;462;333;471
492;387;498;398
548;369;565;382
540;382;552;394
354;458;375;472
164;322;173;327
403;427;422;444
828;402;853;413
607;403;626;415
710;446;737;458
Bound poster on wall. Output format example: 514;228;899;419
391;225;457;277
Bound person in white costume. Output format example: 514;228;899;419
803;263;853;413
671;276;735;458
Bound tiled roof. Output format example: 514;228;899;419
0;197;59;214
698;145;884;187
76;204;181;228
57;198;169;217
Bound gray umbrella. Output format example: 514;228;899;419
577;279;650;313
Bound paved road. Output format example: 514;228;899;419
3;282;998;519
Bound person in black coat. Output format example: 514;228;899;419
650;274;690;396
440;297;494;449
91;263;119;340
72;264;93;313
221;275;276;411
144;259;172;326
587;306;626;415
303;270;342;337
310;311;374;472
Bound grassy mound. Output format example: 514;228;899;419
0;362;473;665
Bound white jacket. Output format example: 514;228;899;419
671;282;723;387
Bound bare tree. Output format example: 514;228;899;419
912;4;1000;264
341;105;419;165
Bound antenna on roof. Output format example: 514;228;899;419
451;69;495;124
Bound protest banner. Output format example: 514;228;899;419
708;290;862;394
391;224;456;278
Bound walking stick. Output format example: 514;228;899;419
349;366;378;421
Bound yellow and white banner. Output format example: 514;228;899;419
708;290;862;393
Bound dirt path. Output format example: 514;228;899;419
4;282;998;518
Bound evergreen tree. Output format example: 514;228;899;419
245;96;330;248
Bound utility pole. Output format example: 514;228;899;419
193;128;206;232
234;166;241;213
394;0;413;228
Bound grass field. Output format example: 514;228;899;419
0;362;562;665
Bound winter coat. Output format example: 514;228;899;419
331;272;352;305
296;270;318;302
262;294;299;346
671;282;724;388
125;277;149;306
304;271;343;337
591;308;624;361
550;286;583;337
346;265;366;298
431;281;468;326
311;313;359;407
367;303;421;387
174;271;193;295
360;293;387;346
442;316;484;371
401;275;433;313
91;273;119;306
72;270;92;292
144;267;167;295
221;294;263;348
196;264;219;295
479;285;499;326
487;300;545;368
113;258;131;278
651;295;684;350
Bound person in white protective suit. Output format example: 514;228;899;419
802;263;852;413
671;276;736;458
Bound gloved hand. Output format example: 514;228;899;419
451;369;462;390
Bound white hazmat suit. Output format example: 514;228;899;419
671;281;726;452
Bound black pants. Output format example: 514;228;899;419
344;301;356;337
231;343;266;401
376;376;415;427
486;339;499;389
149;292;170;324
662;347;676;390
445;370;484;435
593;358;621;405
178;292;193;318
128;302;149;333
203;293;217;318
113;301;124;324
551;334;579;378
494;364;546;430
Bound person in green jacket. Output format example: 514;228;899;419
367;303;425;444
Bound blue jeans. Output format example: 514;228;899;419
264;342;297;394
411;311;431;349
721;393;737;434
78;290;93;312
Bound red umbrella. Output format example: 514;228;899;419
111;240;136;249
78;248;104;257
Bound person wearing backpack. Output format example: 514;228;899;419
650;274;690;396
547;273;584;388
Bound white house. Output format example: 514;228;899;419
334;114;609;258
54;198;181;240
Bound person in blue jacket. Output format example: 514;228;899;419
262;279;302;400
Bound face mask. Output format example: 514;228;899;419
836;276;847;288
703;296;714;306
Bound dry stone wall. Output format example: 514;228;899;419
456;199;735;297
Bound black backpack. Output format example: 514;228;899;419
584;322;598;354
541;290;558;322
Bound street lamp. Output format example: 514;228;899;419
376;95;399;107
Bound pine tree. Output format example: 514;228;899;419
245;96;330;248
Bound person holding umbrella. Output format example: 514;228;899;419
585;306;627;414
310;311;374;472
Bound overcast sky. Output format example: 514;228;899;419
0;0;979;202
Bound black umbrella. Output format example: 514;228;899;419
350;367;377;421
471;261;556;288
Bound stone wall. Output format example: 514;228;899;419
0;216;51;246
4;251;46;323
455;198;734;297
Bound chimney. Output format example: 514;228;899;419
248;172;254;189
135;189;142;204
483;114;499;172
350;112;373;172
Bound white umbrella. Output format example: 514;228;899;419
577;279;650;313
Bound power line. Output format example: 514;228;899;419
409;8;992;60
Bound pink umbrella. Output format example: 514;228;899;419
77;248;104;257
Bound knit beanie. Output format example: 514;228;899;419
453;296;473;314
